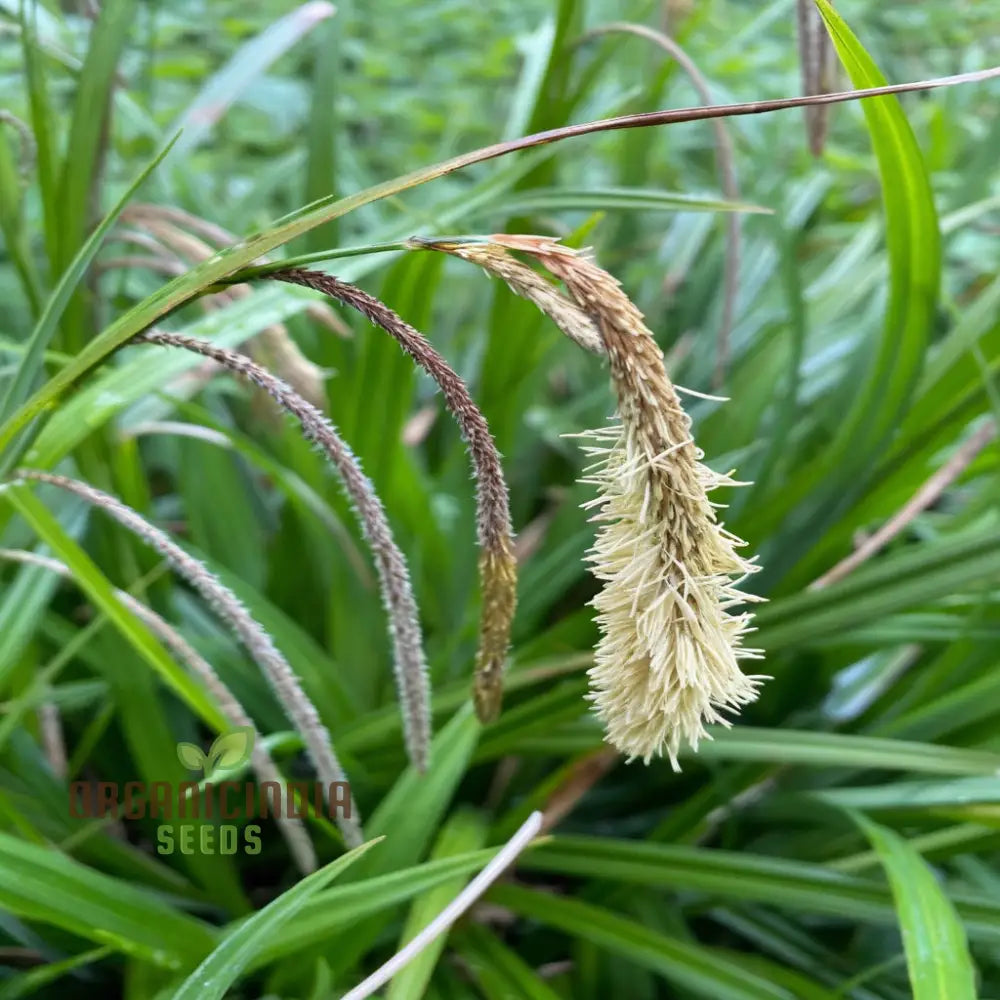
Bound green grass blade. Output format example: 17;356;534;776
0;556;65;692
55;0;138;276
756;530;1000;649
456;924;564;1000
489;884;815;1000
17;0;59;271
521;836;1000;940
694;728;1000;775
813;0;940;456
319;707;482;976
386;811;488;1000
249;850;506;968
754;0;942;550
168;837;381;1000
811;777;1000;810
0;830;216;968
302;8;341;251
854;814;977;1000
362;706;482;876
516;0;579;142
0;945;113;1000
492;186;769;216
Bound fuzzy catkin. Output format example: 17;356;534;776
135;329;432;774
489;236;767;767
15;469;364;846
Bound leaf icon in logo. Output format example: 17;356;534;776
177;741;208;773
205;726;255;778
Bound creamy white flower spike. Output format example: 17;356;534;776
411;233;767;762
488;235;767;767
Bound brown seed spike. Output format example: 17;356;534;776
408;237;605;356
130;331;431;776
266;268;518;724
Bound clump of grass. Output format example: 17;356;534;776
133;329;432;771
267;267;518;723
0;546;319;873
13;470;363;848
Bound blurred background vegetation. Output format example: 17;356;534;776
1;0;999;997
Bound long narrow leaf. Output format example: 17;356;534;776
0;831;215;967
489;884;816;1000
168;837;381;1000
854;814;977;1000
0;136;176;440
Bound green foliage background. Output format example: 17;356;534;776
0;0;998;997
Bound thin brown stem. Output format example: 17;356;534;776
811;421;997;590
797;0;836;156
540;748;618;834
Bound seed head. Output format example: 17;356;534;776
490;236;767;767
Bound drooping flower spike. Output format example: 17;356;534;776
419;234;767;767
133;330;432;775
